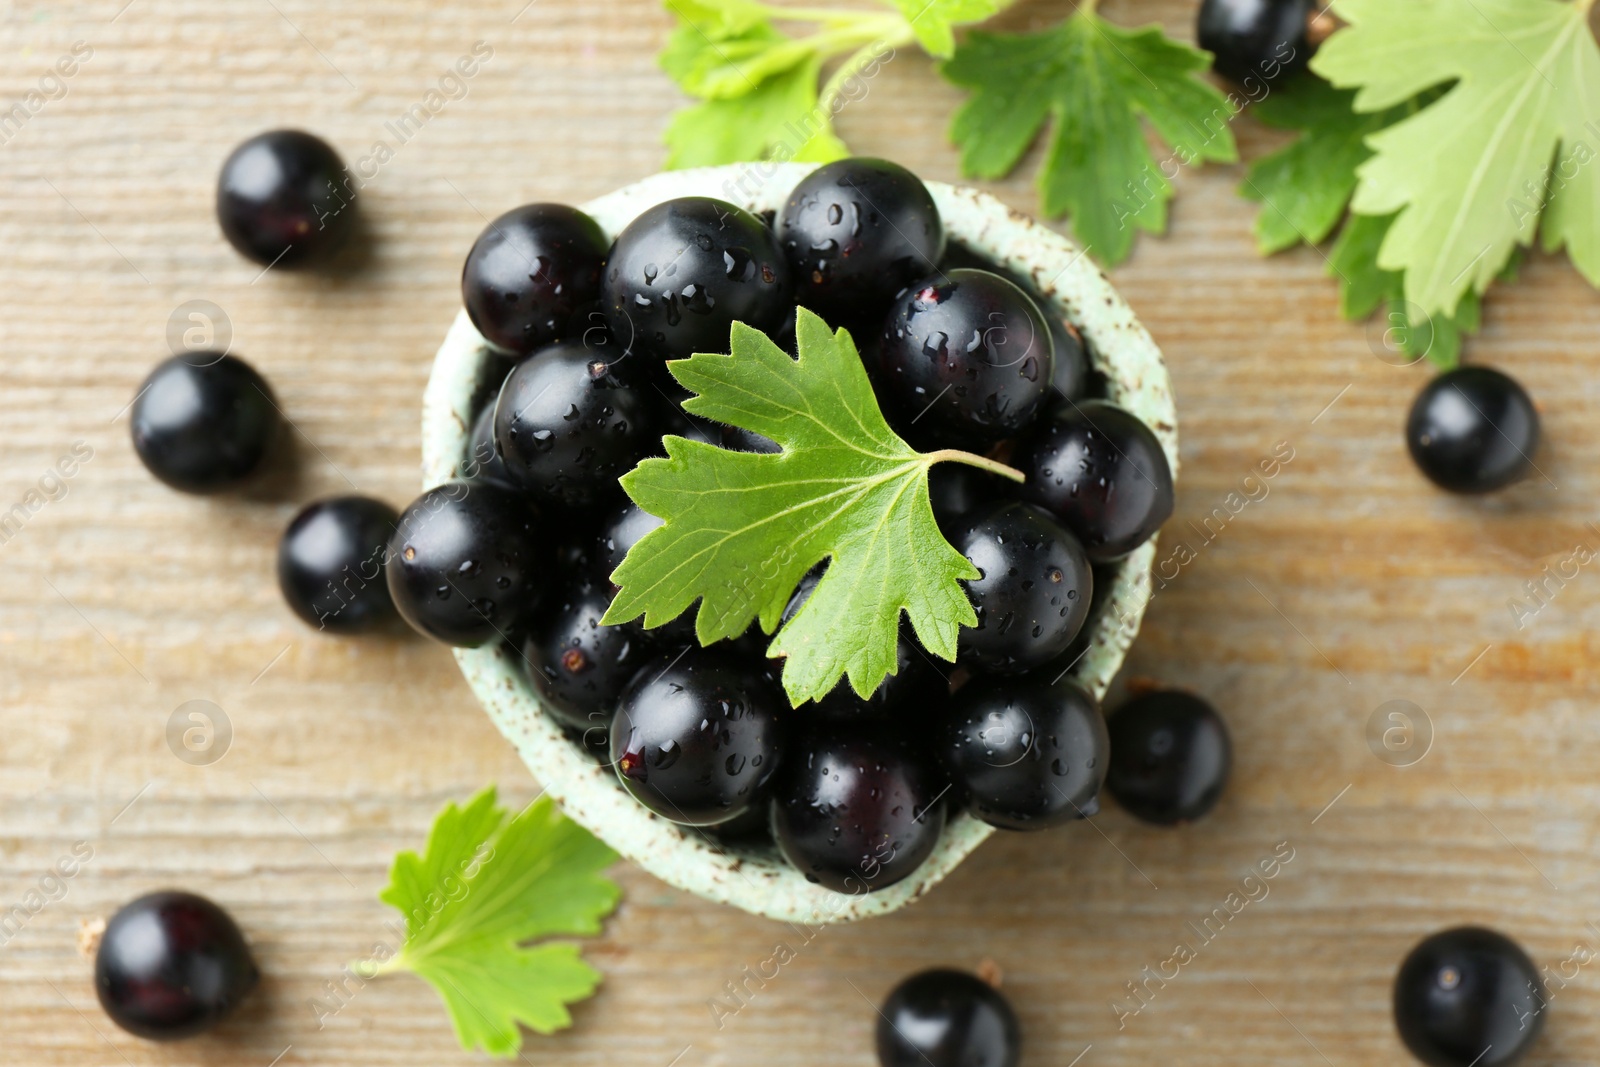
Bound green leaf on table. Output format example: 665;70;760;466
1240;76;1403;254
375;788;619;1058
891;0;1004;58
944;8;1239;265
665;55;840;167
1327;211;1481;368
661;1;813;100
602;309;1009;706
1313;0;1600;317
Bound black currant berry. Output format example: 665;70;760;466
953;502;1092;675
464;399;515;486
1014;400;1174;562
524;574;651;734
937;675;1108;831
928;463;1010;536
602;196;792;365
1406;366;1540;494
493;342;658;510
875;269;1055;451
1050;316;1089;402
877;969;1021;1067
610;648;786;826
216;130;355;268
1105;690;1231;826
1197;0;1316;86
462;204;610;355
386;481;548;647
778;157;945;325
277;495;399;633
130;353;278;494
95;890;259;1041
771;731;946;893
1394;927;1544;1067
596;500;664;579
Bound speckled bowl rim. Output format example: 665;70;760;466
420;163;1178;925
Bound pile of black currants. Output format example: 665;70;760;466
382;157;1179;894
127;142;1182;894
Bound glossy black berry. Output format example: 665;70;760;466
130;353;277;494
1050;316;1089;402
216;129;355;268
877;969;1021;1067
464;398;515;486
953;502;1092;675
928;463;1010;536
524;574;651;735
493;342;658;510
95;890;259;1041
1406;366;1540;494
771;731;946;893
277;495;399;633
1014;400;1174;562
778;157;944;325
386;481;548;647
1105;690;1231;825
610;648;786;826
462;204;610;355
937;675;1107;831
596;500;664;579
1394;927;1544;1067
1197;0;1316;86
602;196;792;365
875;269;1055;451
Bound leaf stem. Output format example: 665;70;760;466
816;26;914;113
925;449;1026;484
758;4;891;23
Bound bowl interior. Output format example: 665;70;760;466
420;163;1178;925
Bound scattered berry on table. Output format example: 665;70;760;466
1406;366;1540;494
876;968;1021;1067
1105;689;1231;826
216;129;355;268
95;891;258;1041
1196;0;1317;86
277;495;399;633
1393;926;1544;1067
130;353;278;494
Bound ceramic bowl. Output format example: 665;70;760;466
420;163;1177;924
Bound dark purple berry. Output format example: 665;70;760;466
1406;366;1540;494
462;204;610;355
277;495;399;633
877;969;1021;1067
130;353;277;494
1014;400;1174;562
95;891;258;1041
1105;690;1231;825
216;130;355;267
1394;927;1544;1067
524;574;652;735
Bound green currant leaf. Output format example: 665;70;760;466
375;789;619;1058
1313;0;1600;317
664;55;834;168
891;0;1003;58
602;310;1016;706
943;8;1239;265
660;6;815;100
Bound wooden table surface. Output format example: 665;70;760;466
5;1;1600;1064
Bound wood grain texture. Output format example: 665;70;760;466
3;1;1600;1064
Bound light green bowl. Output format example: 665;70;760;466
420;163;1178;924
